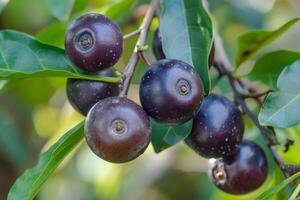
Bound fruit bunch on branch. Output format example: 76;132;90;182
4;0;300;199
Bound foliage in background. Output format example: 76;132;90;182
0;0;298;200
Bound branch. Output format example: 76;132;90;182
123;29;142;40
205;0;300;178
213;30;300;177
119;0;159;96
241;90;272;99
138;51;151;66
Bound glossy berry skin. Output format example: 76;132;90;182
152;28;165;60
65;13;123;72
185;94;244;158
85;96;151;163
66;69;119;116
140;59;204;125
209;140;268;194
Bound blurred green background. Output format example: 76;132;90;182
0;0;300;199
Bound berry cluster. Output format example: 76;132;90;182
152;30;268;194
185;94;268;194
65;13;268;195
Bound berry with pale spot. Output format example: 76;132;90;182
185;94;244;158
65;13;123;72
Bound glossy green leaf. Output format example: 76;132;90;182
47;0;74;21
8;121;84;200
248;50;300;90
0;0;10;13
160;0;213;94
259;60;300;128
236;17;300;67
0;30;120;83
256;171;300;200
151;119;193;153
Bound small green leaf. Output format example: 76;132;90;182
0;0;9;13
259;60;300;128
47;0;74;21
236;17;300;67
160;0;213;95
256;171;300;200
151;119;193;153
0;30;120;83
248;50;300;90
8;121;84;200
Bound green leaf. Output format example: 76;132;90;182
259;60;300;128
36;22;67;48
8;121;84;200
160;0;213;95
236;17;300;67
151;119;193;153
0;0;10;13
256;171;300;200
0;30;120;83
92;0;149;24
47;0;74;21
248;50;300;90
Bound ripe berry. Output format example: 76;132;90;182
139;59;204;125
66;68;119;116
85;96;151;163
152;28;165;60
209;140;268;194
185;94;244;158
65;13;123;72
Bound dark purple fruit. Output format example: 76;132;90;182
85;96;151;163
65;13;123;72
152;28;165;60
66;69;119;116
139;59;204;125
185;94;244;158
209;140;268;194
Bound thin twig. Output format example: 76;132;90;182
119;0;159;96
138;51;152;66
213;32;300;177
123;29;142;40
241;90;272;99
207;0;300;174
